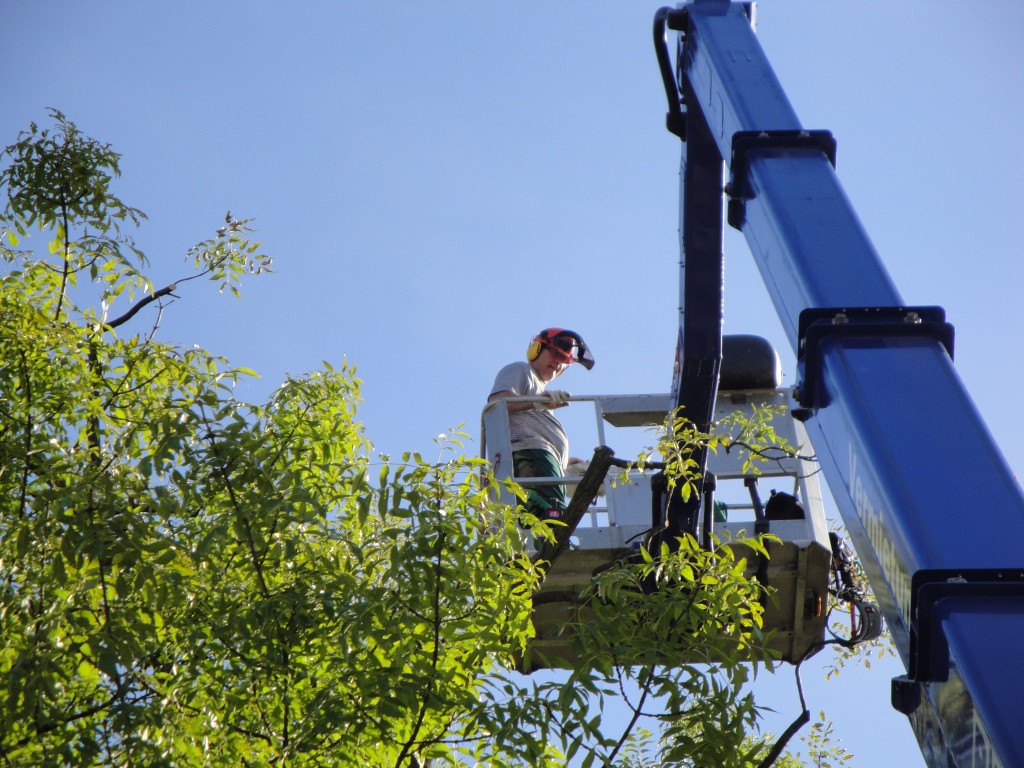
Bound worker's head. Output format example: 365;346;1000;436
526;328;595;381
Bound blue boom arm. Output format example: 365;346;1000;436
661;2;1024;766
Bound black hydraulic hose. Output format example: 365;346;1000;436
758;661;811;768
745;477;767;524
701;473;717;550
653;7;687;138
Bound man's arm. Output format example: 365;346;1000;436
488;390;567;411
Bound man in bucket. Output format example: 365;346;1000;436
488;328;595;520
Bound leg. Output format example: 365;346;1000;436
512;449;566;519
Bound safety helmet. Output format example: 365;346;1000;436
526;328;595;370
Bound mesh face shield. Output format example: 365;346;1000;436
538;328;594;370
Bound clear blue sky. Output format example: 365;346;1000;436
7;1;1023;764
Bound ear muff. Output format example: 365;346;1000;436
527;338;543;361
527;327;596;369
528;328;565;362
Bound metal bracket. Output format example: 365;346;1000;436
795;306;954;410
726;129;837;228
892;570;1024;714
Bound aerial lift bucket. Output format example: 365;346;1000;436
481;343;832;670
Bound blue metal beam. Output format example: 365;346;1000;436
673;2;1024;765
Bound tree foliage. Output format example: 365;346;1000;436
0;112;810;767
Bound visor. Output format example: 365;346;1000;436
546;330;595;370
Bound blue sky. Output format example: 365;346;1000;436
6;1;1024;764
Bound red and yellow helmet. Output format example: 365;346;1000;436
526;328;595;370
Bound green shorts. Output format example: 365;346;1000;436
513;448;566;519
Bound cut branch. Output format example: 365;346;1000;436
104;283;178;330
531;446;625;577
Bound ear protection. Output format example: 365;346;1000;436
527;328;565;362
527;328;564;362
525;328;595;370
526;338;543;362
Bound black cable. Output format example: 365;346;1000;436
757;660;810;768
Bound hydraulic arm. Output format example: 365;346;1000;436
659;3;1024;766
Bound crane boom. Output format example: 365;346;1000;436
662;3;1024;766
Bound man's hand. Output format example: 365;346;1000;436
534;390;571;409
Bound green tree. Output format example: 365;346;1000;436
0;111;801;767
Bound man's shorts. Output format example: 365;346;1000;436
512;448;566;519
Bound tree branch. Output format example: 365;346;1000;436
16;349;32;521
532;446;623;575
395;501;448;768
198;404;271;598
104;282;178;330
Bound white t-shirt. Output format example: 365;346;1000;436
490;361;569;470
